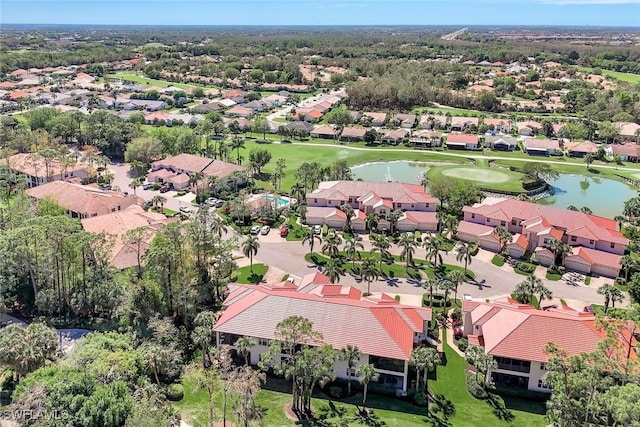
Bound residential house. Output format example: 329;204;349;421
485;135;518;151
446;133;480;150
450;117;479;132
223;89;246;104
419;114;448;130
26;181;143;219
380;129;408;145
462;297;635;393
339;126;367;142
2;153;90;188
564;140;599;158
483;118;512;133
605;143;640;162
192;103;222;114
150;154;244;191
408;130;442;148
615;122;640;142
391;114;417;129
122;99;167;111
285;121;313;135
81;205;173;269
310;124;338;140
516;120;542;136
522;138;560;156
361;112;387;127
225;106;254;119
213;272;432;392
306;181;439;232
459;197;628;277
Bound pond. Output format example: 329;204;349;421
351;161;636;219
350;160;432;184
540;174;636;219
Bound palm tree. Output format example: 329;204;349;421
536;282;553;308
189;171;204;195
234;336;255;365
514;275;542;305
548;237;572;267
152;195;166;213
597;284;624;314
360;258;380;294
455;241;473;275
210;216;228;239
447;270;466;304
438;279;456;309
398;232;417;272
229;136;246;165
321;229;343;259
366;212;379;234
129;176;143;195
423;235;446;267
356;364;379;414
324;258;345;284
584;153;595;168
290;183;306;203
242;236;260;273
340;203;355;233
387;209;403;234
370;234;391;270
339;345;361;396
444;214;459;239
410;347;441;411
421;277;437;307
493;227;512;254
302;227;322;255
343;237;364;268
619;254;637;282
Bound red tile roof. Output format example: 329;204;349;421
446;133;479;144
215;273;432;360
464;298;631;363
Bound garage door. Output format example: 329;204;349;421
457;232;477;244
478;237;499;252
326;219;345;229
565;258;591;274
592;264;619;278
397;222;416;232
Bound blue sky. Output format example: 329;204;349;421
1;0;639;27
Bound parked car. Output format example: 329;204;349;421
159;185;170;193
453;327;463;340
583;305;595;314
313;225;322;235
179;206;192;213
250;225;261;235
99;184;112;190
143;183;153;190
260;225;271;235
280;227;289;238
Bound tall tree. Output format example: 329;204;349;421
398;232;417;272
455;241;473;274
234;336;256;366
242;235;260;274
423;235;446;267
339;344;361;396
324;258;345;284
360;258;380;295
356;363;379;414
410;347;441;411
343;237;364;268
301;227;322;255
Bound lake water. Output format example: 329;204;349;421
351;161;636;219
541;174;636;219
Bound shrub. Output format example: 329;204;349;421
166;383;184;401
328;386;343;398
509;166;517;172
469;243;479;256
466;371;489;400
414;391;427;406
457;338;469;352
451;308;462;323
491;255;505;267
515;262;535;274
394;295;401;301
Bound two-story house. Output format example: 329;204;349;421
462;298;635;393
305;181;439;232
457;197;627;277
2;153;90;188
213;272;432;392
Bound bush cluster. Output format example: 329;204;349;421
166;383;184;401
457;338;469;352
465;371;489;400
515;262;535;274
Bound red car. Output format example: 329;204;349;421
280;227;289;238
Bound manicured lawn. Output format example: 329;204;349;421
428;165;526;193
109;72;219;90
304;252;475;281
545;271;562;281
410;106;488;117
232;264;268;284
175;339;546;427
576;66;640;84
491;255;505;267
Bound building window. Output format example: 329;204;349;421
426;203;429;208
495;356;531;374
486;218;490;223
380;210;386;215
511;219;517;226
589;240;594;245
610;242;615;249
314;199;318;204
540;363;547;371
258;338;268;346
570;236;577;242
346;367;356;377
397;203;402;208
537;379;552;390
501;221;506;227
471;213;475;219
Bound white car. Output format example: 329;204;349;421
250;225;261;235
260;225;271;235
179;206;192;213
313;225;322;235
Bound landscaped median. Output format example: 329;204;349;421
231;263;269;284
304;251;475;281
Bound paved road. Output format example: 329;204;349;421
250;233;610;306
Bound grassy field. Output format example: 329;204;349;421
174;337;546;427
410;106;489;117
108;72;219;90
427;165;527;193
576;67;640;84
232;263;268;284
